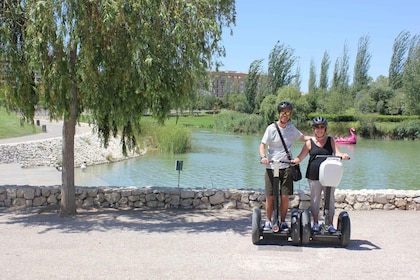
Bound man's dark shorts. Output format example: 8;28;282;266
264;168;293;196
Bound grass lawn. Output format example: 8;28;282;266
146;113;218;128
0;107;40;139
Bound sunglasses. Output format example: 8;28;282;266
279;111;291;116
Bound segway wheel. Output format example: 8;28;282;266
337;211;351;247
251;208;262;245
300;209;311;245
291;209;301;246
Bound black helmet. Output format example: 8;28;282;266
312;116;328;127
277;101;293;112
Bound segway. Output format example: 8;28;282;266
252;161;310;246
307;156;351;247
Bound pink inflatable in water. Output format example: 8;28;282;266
336;127;357;144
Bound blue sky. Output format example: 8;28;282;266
217;0;419;92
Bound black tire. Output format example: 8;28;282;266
252;208;262;245
291;209;301;246
338;211;351;247
300;209;311;245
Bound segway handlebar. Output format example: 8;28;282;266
259;159;292;164
269;160;292;164
315;155;351;160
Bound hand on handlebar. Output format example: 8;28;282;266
260;157;269;164
341;154;351;160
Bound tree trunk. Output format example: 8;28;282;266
60;47;79;217
60;117;77;217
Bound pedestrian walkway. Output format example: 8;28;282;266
0;118;93;186
0;208;419;279
0;118;92;145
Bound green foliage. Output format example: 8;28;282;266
376;115;420;122
319;51;330;90
307;113;356;122
331;43;350;93
327;122;359;137
392;120;420;139
215;111;265;134
244;59;263;114
268;41;297;94
0;107;39;139
308;59;317;95
402;37;420;115
1;0;236;150
276;86;311;126
259;94;278;125
164;114;216;128
138;119;191;154
1;0;235;214
230;93;249;113
194;94;217;111
389;31;411;90
353;35;371;92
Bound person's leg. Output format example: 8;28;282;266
280;195;288;222
266;195;273;221
326;186;336;226
309;180;323;223
279;168;293;227
264;169;274;229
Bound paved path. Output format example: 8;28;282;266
0;208;419;279
0;118;92;145
0;118;93;186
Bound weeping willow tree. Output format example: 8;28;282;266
0;0;235;216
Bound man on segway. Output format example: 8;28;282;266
259;101;309;232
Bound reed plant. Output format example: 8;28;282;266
215;110;265;135
137;118;191;153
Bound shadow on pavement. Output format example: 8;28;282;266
253;235;381;251
0;207;253;236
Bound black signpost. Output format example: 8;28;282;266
175;160;183;188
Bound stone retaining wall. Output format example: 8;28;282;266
0;132;141;168
1;185;419;211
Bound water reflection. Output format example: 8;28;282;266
75;130;420;190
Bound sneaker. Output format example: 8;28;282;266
263;221;272;231
328;225;337;233
280;222;289;231
312;223;320;232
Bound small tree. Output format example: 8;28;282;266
1;0;235;216
402;36;420;115
353;34;372;92
308;59;317;95
389;31;411;90
319;51;330;90
243;59;263;114
268;41;297;94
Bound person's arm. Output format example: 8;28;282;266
292;140;311;164
331;137;350;160
298;134;312;142
259;142;269;164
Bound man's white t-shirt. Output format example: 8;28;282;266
261;122;303;169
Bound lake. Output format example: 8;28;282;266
75;129;420;190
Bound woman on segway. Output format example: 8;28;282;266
292;116;350;233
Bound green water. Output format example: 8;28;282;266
75;130;420;190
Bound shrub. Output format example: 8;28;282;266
137;119;191;153
391;120;420;139
215;111;265;134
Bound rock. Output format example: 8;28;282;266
209;192;225;205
